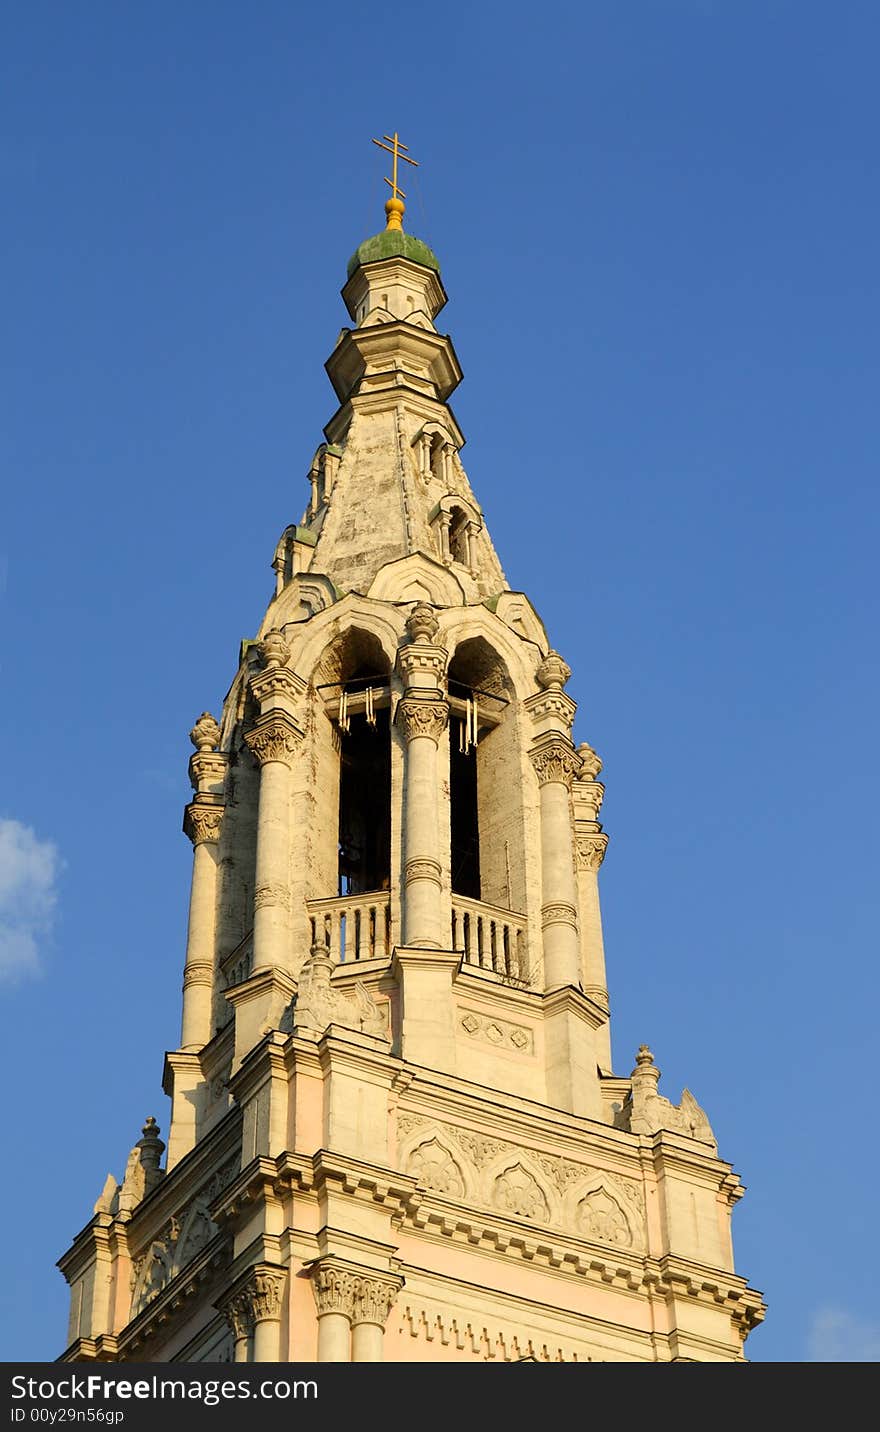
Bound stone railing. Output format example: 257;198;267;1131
308;892;392;964
451;895;528;981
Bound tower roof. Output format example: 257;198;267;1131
346;228;440;279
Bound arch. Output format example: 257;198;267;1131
442;607;539;702
367;553;467;607
484;1153;554;1224
262;573;339;630
405;1136;468;1200
285;596;401;686
489;592;549;654
171;1198;215;1276
573;1180;634;1249
398;1124;476;1200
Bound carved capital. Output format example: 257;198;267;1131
183;800;224;845
529;738;581;788
244;713;303;766
311;1261;358;1320
396;696;449;744
220;1289;254;1342
576;833;609;871
352;1273;403;1329
247;1267;286;1324
220;1265;286;1334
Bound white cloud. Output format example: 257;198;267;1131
0;817;61;982
808;1307;880;1362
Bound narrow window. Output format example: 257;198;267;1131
338;673;391;895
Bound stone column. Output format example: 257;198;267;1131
396;604;448;950
249;1267;286;1362
310;1261;357;1362
525;653;582;992
572;741;611;1070
221;1289;254;1363
180;712;228;1051
350;1273;402;1362
219;1265;285;1363
243;632;305;976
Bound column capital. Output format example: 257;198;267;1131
396;694;449;744
351;1272;404;1329
244;712;303;767
220;1263;286;1330
310;1259;359;1320
529;736;581;788
183;799;225;845
218;1287;254;1342
575;832;609;871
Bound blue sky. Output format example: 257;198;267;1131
2;1;878;1363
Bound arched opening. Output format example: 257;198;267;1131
314;630;392;898
448;506;470;566
447;638;512;903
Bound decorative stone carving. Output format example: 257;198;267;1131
184;801;224;846
540;901;579;928
129;1155;238;1316
405;856;442;885
622;1046;717;1149
294;944;388;1040
535;650;572;691
189;712;221;752
457;1008;535;1055
397;1114;646;1241
396;696;449;744
247;1268;286;1324
575;834;609;872
577;1188;632;1247
407;1137;466;1198
257;629;291;668
352;1274;402;1328
529;739;581;788
244;713;302;766
253;881;291;912
575;741;603;781
221;1290;254;1342
118;1117;165;1215
405;602;440;643
493;1164;550;1221
182;959;213;990
311;1262;358;1319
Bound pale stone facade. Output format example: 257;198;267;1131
58;214;765;1364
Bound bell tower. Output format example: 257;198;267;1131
58;151;765;1364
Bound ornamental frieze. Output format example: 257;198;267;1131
396;1114;644;1246
458;1008;534;1055
129;1156;239;1317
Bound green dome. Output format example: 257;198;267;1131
346;229;440;279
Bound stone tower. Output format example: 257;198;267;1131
58;186;765;1364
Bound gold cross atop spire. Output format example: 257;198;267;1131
371;131;419;231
